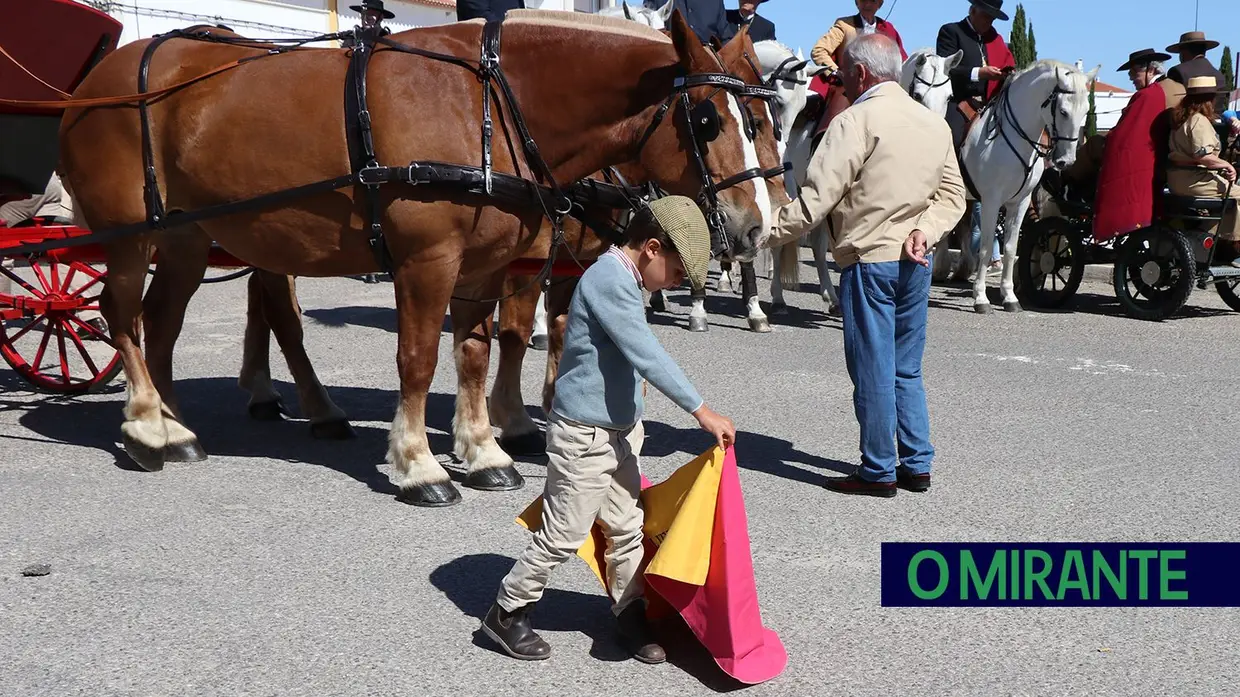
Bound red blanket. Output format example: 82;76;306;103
1092;84;1168;241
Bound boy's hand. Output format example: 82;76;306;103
694;404;736;450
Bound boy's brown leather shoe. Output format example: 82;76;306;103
617;604;666;664
481;602;551;661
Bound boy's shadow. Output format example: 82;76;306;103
430;553;756;692
641;422;854;485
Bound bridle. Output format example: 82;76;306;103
633;65;786;258
986;67;1081;179
758;54;811;143
907;55;951;104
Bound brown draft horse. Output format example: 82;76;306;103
225;26;789;493
58;10;786;506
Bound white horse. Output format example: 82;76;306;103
767;47;961;317
597;0;673;27
952;59;1097;313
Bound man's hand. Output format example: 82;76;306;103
693;404;736;451
904;229;930;267
979;65;1005;81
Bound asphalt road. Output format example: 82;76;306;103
2;258;1238;697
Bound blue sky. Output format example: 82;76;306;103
758;0;1240;90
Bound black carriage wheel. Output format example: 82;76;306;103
1112;226;1197;321
1216;278;1240;312
1015;216;1085;308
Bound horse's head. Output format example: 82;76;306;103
633;11;785;262
1042;61;1099;170
902;49;959;118
751;41;811;160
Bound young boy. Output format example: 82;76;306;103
482;195;736;663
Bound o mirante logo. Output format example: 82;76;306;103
880;543;1238;607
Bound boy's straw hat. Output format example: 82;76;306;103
647;196;712;292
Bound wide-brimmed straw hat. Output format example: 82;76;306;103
647;196;712;292
1118;48;1172;71
968;0;1009;21
1184;75;1225;96
1167;31;1220;53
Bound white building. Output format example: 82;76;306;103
85;0;620;47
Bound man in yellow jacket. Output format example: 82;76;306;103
767;34;965;497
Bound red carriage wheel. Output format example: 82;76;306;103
1;256;122;393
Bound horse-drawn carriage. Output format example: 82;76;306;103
1016;153;1240;321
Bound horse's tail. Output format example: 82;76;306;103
777;237;800;287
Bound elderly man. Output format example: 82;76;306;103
1166;31;1228;114
768;33;966;497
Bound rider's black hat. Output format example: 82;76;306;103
1117;48;1172;72
351;0;395;19
968;0;1009;22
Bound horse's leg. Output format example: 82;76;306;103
104;237;173;471
648;288;666;312
450;275;524;493
530;288;548;350
811;224;842;316
141;228;212;463
540;277;577;416
389;258;464;507
237;270;288;421
688;284;708;332
490;275;544;456
770;238;800;316
741;261;770;332
999;198;1030;313
953;202;981;283
717;260;734;294
971;201;1002;314
254;270;352;438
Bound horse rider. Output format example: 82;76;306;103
645;0;729;45
935;0;1014;274
808;0;907;150
724;0;776;44
1090;48;1187;242
1166;31;1229;115
457;0;525;23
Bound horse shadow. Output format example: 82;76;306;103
429;553;757;691
304;305;456;335
641;420;854;485
2;377;481;496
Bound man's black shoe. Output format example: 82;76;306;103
896;467;931;492
481;602;551;661
823;473;897;498
617;603;666;664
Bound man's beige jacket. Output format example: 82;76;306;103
771;81;967;269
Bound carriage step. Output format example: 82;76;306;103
1207;265;1240;279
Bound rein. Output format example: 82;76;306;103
985;66;1080;181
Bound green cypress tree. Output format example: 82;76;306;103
1010;5;1028;68
1086;81;1097;138
1221;46;1236;91
1028;22;1038;62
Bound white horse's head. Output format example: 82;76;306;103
1024;60;1100;170
597;1;672;30
901;48;961;118
752;40;811;160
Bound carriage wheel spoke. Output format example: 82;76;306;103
6;315;41;343
63;317;101;378
30;260;54;296
65;313;109;342
1;264;46;299
66;268;104;298
55;322;72;384
1054;269;1069;287
31;319;55;373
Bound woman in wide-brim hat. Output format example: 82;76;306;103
1168;75;1240;265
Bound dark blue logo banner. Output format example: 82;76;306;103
880;543;1240;607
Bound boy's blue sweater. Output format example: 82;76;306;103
550;253;704;430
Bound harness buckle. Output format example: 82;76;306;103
358;165;386;186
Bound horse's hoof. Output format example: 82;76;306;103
529;334;548;351
748;316;772;333
396;481;463;507
1003;301;1023;313
770;303;789;316
163;438;208;463
499;431;546;457
717;278;733;294
310;419;357;440
827;303;843;318
121;433;165;473
648;293;667;313
248;400;287;422
688;316;708;332
974;303;993;315
463;465;525;492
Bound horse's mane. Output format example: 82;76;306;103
504;9;672;44
752;39;796;68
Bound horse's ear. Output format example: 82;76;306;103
710;35;724;52
655;0;674;23
796;47;804;61
948;49;964;70
622;2;632;20
789;59;809;74
669;9;703;67
1086;64;1101;82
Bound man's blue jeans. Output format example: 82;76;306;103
969;201;1001;263
838;260;934;483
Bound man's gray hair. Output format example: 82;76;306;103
1148;61;1165;75
842;33;904;82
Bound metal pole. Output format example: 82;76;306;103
1195;0;1200;30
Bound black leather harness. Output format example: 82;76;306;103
16;20;786;293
